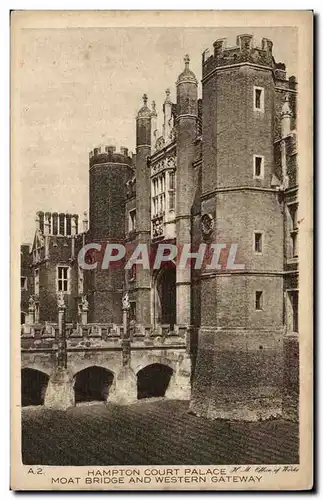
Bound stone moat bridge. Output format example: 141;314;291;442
21;295;191;409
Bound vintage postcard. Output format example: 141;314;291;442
11;10;313;491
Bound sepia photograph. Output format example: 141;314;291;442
11;10;313;490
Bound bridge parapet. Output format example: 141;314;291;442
21;321;192;408
21;322;190;356
21;294;193;408
130;324;188;349
22;322;188;344
21;322;123;352
21;323;122;339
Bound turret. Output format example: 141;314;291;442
163;89;173;142
176;55;198;117
151;100;158;150
88;144;133;323
89;145;132;243
281;94;293;138
175;55;198;326
135;95;152;324
136;94;151;147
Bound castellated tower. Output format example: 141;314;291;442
88;145;133;323
191;35;285;421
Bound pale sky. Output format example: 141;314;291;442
18;26;297;243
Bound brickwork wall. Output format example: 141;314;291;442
200;274;283;330
89;270;124;324
201;190;284;272
190;327;283;421
202;65;275;193
37;237;79;323
89;160;133;243
283;335;299;421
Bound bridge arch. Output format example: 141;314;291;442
73;365;114;404
133;355;177;375
136;363;174;399
21;367;49;407
21;360;53;377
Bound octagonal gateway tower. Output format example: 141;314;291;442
190;34;296;421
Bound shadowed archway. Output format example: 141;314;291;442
21;368;49;406
137;363;173;399
153;265;176;328
73;366;114;404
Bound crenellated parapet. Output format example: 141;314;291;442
202;34;274;80
89;145;133;169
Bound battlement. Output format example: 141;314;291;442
89;145;133;168
36;211;79;236
202;34;274;79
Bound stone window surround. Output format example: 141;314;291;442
128;208;137;233
286;201;298;260
253;230;264;255
152;172;166;217
253;154;265;179
56;265;71;294
253;85;265;112
255;290;263;311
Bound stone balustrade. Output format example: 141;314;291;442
21;322;189;351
